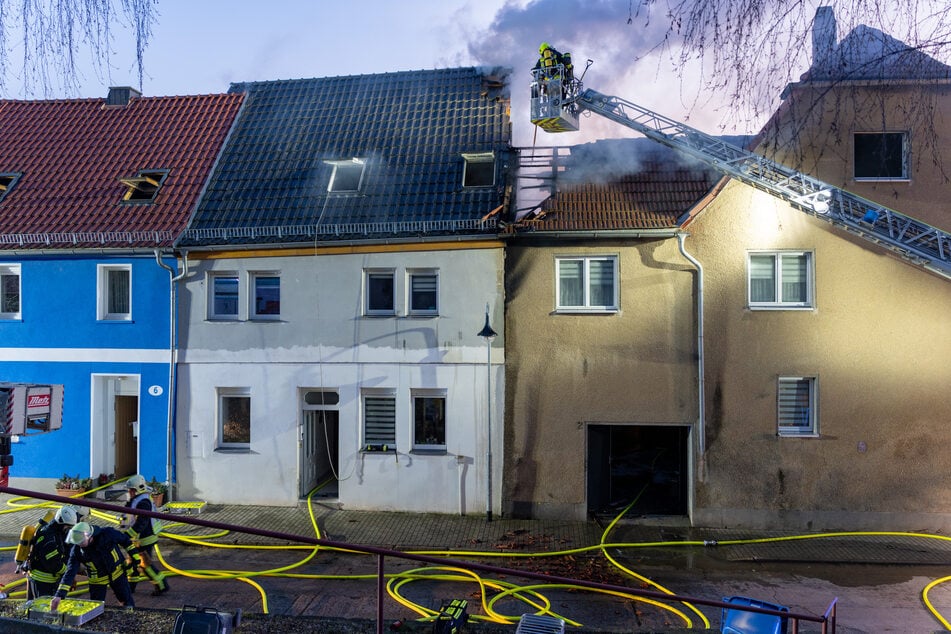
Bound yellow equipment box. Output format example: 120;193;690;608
26;596;105;626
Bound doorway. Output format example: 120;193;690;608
587;424;689;517
91;375;140;478
300;390;339;499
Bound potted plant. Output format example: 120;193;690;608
148;476;167;507
55;473;91;497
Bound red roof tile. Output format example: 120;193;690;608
0;93;243;249
510;160;719;233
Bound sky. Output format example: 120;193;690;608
2;0;829;147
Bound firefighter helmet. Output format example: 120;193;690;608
54;505;84;525
127;474;150;495
66;522;92;545
539;42;550;53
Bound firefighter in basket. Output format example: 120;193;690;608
15;505;87;599
121;474;169;595
51;521;135;611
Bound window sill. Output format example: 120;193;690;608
249;317;283;322
553;308;619;315
410;448;447;456
778;433;820;439
748;305;814;311
206;317;241;322
854;177;910;183
97;318;134;323
214;446;254;454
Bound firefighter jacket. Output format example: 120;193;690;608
123;493;162;549
55;526;132;595
27;521;70;584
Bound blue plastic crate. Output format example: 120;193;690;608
721;596;789;634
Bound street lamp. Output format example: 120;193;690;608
477;303;497;522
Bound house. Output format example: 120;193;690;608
683;8;951;530
502;139;721;520
0;88;243;489
173;68;511;512
507;7;951;531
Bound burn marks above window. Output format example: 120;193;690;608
119;169;169;203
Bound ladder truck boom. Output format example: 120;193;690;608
530;69;951;280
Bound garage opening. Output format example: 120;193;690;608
587;424;689;518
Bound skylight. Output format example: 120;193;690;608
120;169;169;203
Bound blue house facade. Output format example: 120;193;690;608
0;89;242;491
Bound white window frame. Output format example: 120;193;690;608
778;376;818;437
97;264;132;321
555;255;619;312
412;389;447;451
853;131;909;181
250;271;281;320
362;389;396;451
364;269;396;316
748;251;814;310
407;269;438;316
208;272;240;320
0;263;21;320
217;387;251;450
462;152;495;188
326;158;366;192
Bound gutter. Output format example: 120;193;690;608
676;233;705;474
502;228;681;240
153;248;189;502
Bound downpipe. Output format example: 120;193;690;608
677;234;705;475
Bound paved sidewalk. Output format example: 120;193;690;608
5;491;951;632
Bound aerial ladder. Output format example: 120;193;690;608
530;65;951;280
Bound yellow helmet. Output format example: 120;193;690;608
539;42;550;53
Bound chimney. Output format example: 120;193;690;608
812;7;836;69
106;86;142;106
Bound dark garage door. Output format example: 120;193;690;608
587;424;688;517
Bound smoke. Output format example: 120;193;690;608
466;0;712;147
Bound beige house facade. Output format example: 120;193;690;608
505;10;951;530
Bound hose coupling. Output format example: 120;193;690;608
703;539;718;547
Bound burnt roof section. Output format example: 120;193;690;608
509;138;721;235
0;92;244;250
178;67;512;247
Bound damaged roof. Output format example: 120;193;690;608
178;67;512;247
509;139;721;234
0;91;244;250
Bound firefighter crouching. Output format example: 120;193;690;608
50;522;135;611
121;474;169;595
17;505;86;599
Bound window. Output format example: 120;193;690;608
363;391;396;450
119;169;168;203
97;264;131;321
408;270;438;315
365;269;395;315
327;158;365;192
218;388;251;449
0;173;22;203
778;376;817;436
0;264;21;319
556;256;618;311
854;132;908;180
748;252;813;309
209;273;239;319
250;272;280;319
462;152;495;188
413;390;446;450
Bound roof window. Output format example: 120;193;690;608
326;159;366;193
462;153;495;188
0;173;22;203
120;169;169;203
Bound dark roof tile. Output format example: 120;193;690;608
179;67;512;247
